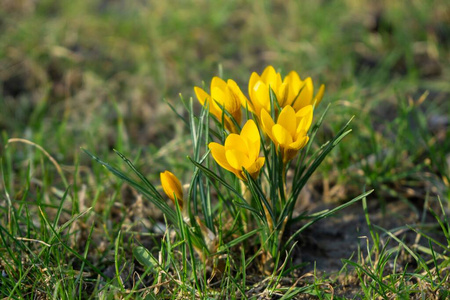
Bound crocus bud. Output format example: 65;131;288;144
160;170;183;209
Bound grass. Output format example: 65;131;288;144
1;0;449;298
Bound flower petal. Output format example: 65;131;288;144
284;71;302;106
228;79;252;112
277;105;296;137
248;72;261;100
240;119;261;161
209;142;233;172
278;82;288;106
240;119;259;144
225;134;248;155
285;70;302;87
313;84;325;106
293;77;313;111
253;81;271;113
211;76;228;91
261;65;276;83
194;86;210;107
260;109;276;143
160;171;184;207
272;124;293;146
226;149;250;170
211;86;227;114
246;157;265;179
289;135;309;151
296;105;313;132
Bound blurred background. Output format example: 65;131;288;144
1;0;449;202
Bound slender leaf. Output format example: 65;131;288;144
82;148;177;224
284;190;373;250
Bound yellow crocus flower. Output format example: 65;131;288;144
245;66;325;116
246;65;288;116
209;119;265;181
160;170;184;209
283;71;325;111
194;77;247;133
260;105;313;163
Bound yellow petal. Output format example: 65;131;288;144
209;142;233;172
284;136;309;162
284;71;302;106
226;149;250;170
240;119;259;144
285;70;302;86
240;119;261;162
277;105;296;137
194;86;210;107
273;72;284;99
248;72;261;100
225;134;248;155
293;77;313;111
160;171;184;207
246;157;265;179
253;81;271;113
296;105;313;132
272;124;293;146
260;109;276;143
218;83;242;129
211;86;226;115
261;65;276;83
228;79;251;112
278;82;288;106
211;76;227;91
211;77;240;115
223;85;242;118
289;135;309;151
313;84;325;106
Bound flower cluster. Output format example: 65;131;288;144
162;66;323;206
247;65;324;117
159;65;325;270
193;65;324;178
88;65;361;277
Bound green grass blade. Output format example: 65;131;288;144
291;117;354;202
82;148;177;224
37;207;109;281
284;190;373;251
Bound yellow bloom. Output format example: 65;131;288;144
245;66;325;116
261;105;313;163
283;71;325;111
209;119;265;181
160;170;184;209
194;77;247;133
247;66;288;116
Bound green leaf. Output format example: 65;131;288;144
243;169;273;223
133;246;159;271
284;189;373;251
224;228;261;249
82;148;178;224
291;116;354;202
188;156;247;203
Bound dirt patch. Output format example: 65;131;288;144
286;195;446;297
